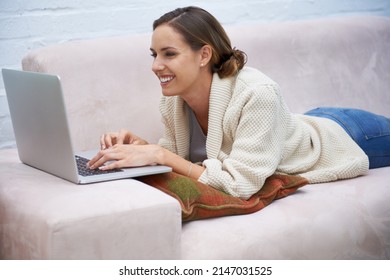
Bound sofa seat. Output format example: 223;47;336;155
181;167;390;259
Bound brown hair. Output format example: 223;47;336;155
153;6;247;79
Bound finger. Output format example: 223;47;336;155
117;129;128;145
87;151;103;168
104;133;115;148
88;150;111;169
100;134;107;150
98;160;121;171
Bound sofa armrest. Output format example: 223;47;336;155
0;149;181;259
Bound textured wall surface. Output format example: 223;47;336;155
1;0;390;148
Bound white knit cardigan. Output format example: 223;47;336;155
158;67;369;199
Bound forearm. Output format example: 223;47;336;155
155;145;205;179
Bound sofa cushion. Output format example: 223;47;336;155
137;172;308;221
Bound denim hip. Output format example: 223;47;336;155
304;107;390;169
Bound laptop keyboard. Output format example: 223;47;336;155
75;155;123;177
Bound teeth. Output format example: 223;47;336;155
160;76;174;83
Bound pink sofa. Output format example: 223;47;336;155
1;15;389;259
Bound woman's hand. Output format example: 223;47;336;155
87;144;162;171
100;129;148;150
88;128;206;180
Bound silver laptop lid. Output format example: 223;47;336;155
2;69;79;183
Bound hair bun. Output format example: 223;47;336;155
216;48;247;78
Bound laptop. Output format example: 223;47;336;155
2;68;172;184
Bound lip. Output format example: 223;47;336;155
158;75;175;86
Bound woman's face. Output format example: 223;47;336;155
150;24;204;97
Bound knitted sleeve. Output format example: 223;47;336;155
157;96;178;154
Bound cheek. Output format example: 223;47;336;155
177;62;200;82
175;72;197;91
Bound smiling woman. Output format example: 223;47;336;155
150;24;212;99
87;6;390;200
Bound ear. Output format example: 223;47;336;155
199;45;212;67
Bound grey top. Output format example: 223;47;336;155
187;104;207;163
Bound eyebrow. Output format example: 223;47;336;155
150;46;178;52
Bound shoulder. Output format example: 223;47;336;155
211;66;280;100
236;67;278;88
231;67;282;105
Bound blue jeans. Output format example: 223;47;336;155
304;107;390;169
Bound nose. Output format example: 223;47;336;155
152;58;165;73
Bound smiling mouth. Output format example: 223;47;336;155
159;76;174;84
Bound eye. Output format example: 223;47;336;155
165;51;177;57
150;52;157;58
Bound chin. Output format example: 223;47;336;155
161;89;177;97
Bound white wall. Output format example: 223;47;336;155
1;0;390;148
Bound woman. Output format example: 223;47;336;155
88;6;390;200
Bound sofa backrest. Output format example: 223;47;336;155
228;16;390;115
22;16;390;151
